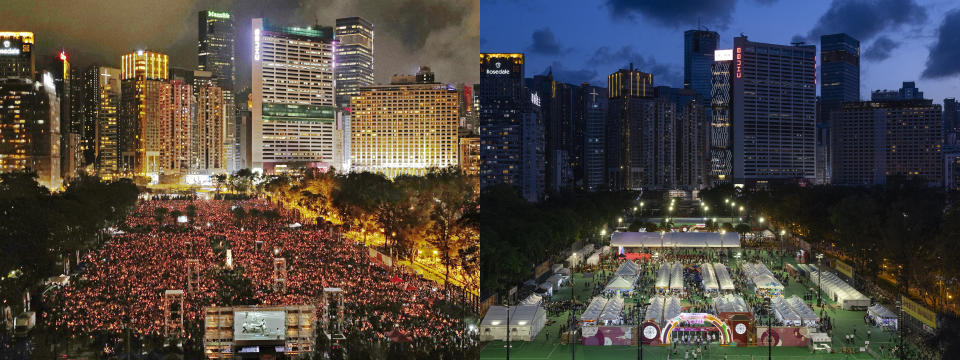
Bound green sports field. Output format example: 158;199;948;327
480;254;908;359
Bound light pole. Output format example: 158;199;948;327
640;201;645;216
765;298;772;360
506;304;511;360
816;253;824;307
635;298;650;360
778;230;786;267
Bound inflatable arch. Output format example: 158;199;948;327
660;313;733;345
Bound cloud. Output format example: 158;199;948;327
526;28;565;55
587;46;682;87
543;62;598;86
805;0;927;42
604;0;738;29
863;36;900;62
922;9;960;79
0;0;479;88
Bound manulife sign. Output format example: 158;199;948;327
262;104;335;123
208;11;230;19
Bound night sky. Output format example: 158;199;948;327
1;0;479;87
481;0;960;103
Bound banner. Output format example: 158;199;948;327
834;260;853;279
901;295;936;329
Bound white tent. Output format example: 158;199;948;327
615;260;640;278
669;263;684;292
714;263;735;291
538;282;554;296
611;231;740;249
810;270;870;310
581;297;609;324
586;252;601;266
655;263;671;291
545;273;565;288
868;304;898;330
644;296;666;323
712;294;749;314
599;295;626;325
771;296;802;326
786;296;818;326
604;275;635;295
520;294;543;306
663;296;682;322
701;263;719;293
479;305;547;342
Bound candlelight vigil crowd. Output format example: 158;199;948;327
42;198;475;357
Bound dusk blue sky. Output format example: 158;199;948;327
481;0;960;104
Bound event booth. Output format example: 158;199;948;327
669;263;684;293
770;296;817;327
868;304;898;330
581;297;608;325
479;305;546;342
604;275;636;295
566;244;595;268
655;263;671;293
713;263;735;292
809;270;870;310
519;294;543;306
701;263;719;294
742;263;784;297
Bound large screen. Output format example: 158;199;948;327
234;311;286;341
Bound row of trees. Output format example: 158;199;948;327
701;180;960;311
262;168;479;290
0;171;139;309
479;184;635;298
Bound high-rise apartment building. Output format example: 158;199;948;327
605;65;653;190
710;49;733;185
0;75;60;188
251;19;336;173
0;32;34;79
85;66;122;179
349;74;459;178
119;50;168;176
818;33;860;185
198;10;237;173
684;30;719;99
732;36;817;186
833;98;942;186
459;136;480;177
195;82;224;173
158;80;193;175
335;17;374;108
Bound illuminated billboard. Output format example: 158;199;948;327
714;49;732;61
234;311;286;341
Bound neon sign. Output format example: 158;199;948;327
735;47;742;78
485;61;510;75
0;48;19;55
714;49;732;62
254;28;261;61
208;11;230;19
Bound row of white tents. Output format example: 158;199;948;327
611;232;741;249
770;296;818;326
714;263;736;292
712;294;750;314
809;269;870;310
644;295;683;324
701;263;719;293
654;262;686;293
581;295;626;326
742;262;784;296
479;305;547;342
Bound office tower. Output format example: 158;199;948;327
84;66;122;179
251;19;336;173
0;32;34;79
119;50;168;176
349;74;459;178
732;36;817;186
0;75;61;188
710;49;733;185
335;17;374;108
234;88;251;170
818;33;860;185
53;51;80;181
459;136;480;176
198;10;236;173
605;65;653;190
945;98;958;146
872;81;924;101
833;95;942;186
479;53;544;201
684;29;719;98
580;84;607;191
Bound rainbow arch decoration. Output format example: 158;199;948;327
660;313;732;345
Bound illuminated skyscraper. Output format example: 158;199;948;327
120;50;168;176
198;10;237;173
605;65;653;190
84;66;122;179
459;136;480;177
818;33;860;185
158;80;193;175
335;17;374;108
193;72;225;173
350;75;459;178
0;32;34;79
710;49;733;185
251;18;336;173
0;75;61;188
579;84;607;191
732;36;816;186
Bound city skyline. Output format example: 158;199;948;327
0;0;479;87
481;0;960;103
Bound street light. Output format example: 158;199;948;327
635;298;650;360
758;217;764;224
816;253;824;307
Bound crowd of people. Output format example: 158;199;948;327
43;199;473;355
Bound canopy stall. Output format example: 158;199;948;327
714;263;735;292
615;260;640;278
479;305;547;342
669;263;684;293
771;296;802;326
868;304;898;330
545;273;566;288
785;296;818;326
713;294;750;314
644;296;666;323
701;263;719;293
566;244;596;268
663;296;682;322
581;297;608;324
586;252;601;266
743;263;783;296
604;275;636;295
810;270;870;310
599;295;626;325
655;263;671;292
520;294;543;306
